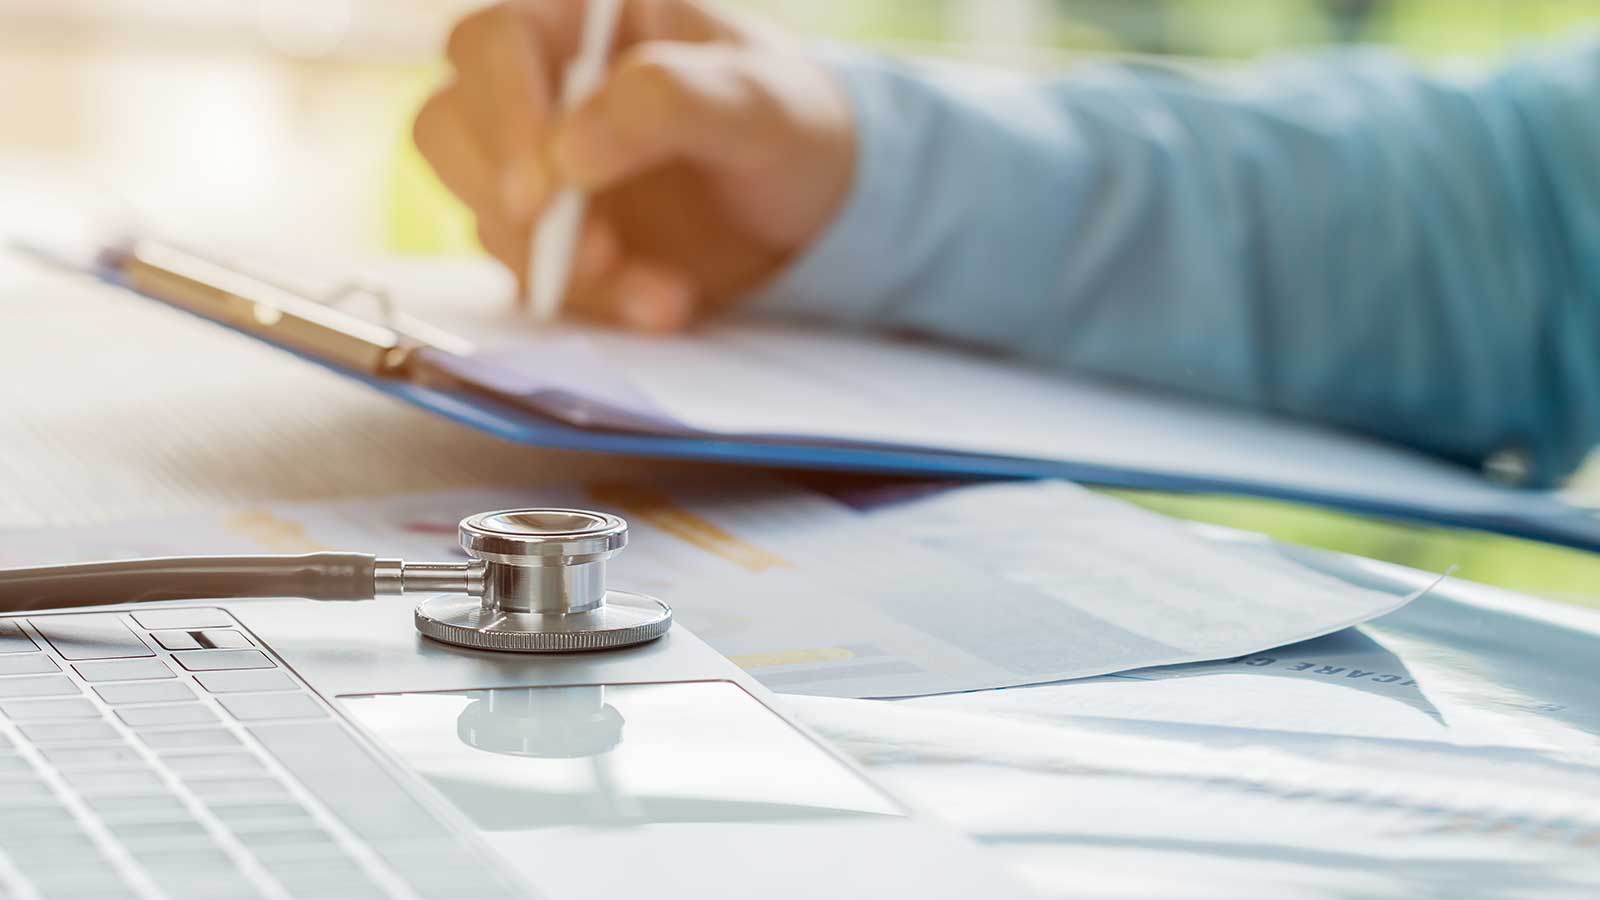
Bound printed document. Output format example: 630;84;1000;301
425;311;1579;523
334;260;1583;530
782;586;1600;897
0;477;1431;699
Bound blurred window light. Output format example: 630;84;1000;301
253;0;356;60
2;0;1591;259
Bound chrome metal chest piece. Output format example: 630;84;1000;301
411;509;673;653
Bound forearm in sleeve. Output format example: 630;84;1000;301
746;41;1600;486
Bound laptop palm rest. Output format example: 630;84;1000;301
1;602;1026;899
232;600;1023;899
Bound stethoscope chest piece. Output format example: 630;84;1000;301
413;509;672;653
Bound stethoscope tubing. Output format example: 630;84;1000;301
0;553;380;612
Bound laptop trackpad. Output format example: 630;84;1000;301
340;681;907;900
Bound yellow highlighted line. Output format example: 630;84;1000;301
586;483;792;573
729;647;856;669
224;510;327;553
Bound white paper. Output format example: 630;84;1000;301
785;687;1600;900
779;586;1600;898
418;313;1590;529
0;478;1429;700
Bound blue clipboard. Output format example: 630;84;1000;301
102;246;1600;556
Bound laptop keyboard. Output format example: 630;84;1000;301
0;611;526;900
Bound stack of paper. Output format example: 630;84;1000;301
0;477;1432;698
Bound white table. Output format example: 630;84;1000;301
0;249;716;529
7;247;1599;898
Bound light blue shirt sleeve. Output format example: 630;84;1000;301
745;40;1600;487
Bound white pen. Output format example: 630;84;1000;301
527;0;624;322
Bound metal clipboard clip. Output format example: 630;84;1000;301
102;240;475;378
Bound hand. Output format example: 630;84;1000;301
413;0;856;331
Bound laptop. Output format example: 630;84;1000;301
0;599;1030;900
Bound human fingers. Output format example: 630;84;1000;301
444;3;556;225
617;0;750;47
475;217;531;294
551;41;783;191
439;0;735;218
567;214;623;299
587;260;699;332
413;85;501;220
561;218;699;331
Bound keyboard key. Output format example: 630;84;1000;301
0;777;55;801
73;658;174;683
30;881;130;895
20;837;117;862
151;630;252;651
194;670;297;694
131;844;234;869
94;681;196;705
171;650;275;672
0;619;38;653
0;674;79;699
30;878;133;899
415;883;523;900
234;839;349;865
210;802;316;828
143;862;249;887
0;800;76;832
164;751;269;778
140;728;243;751
154;884;267;900
20;833;115;856
110;819;211;844
150;630;203;651
0;698;99;720
17;862;119;890
30;615;153;660
260;855;369;882
190;779;292;805
0;795;79;821
20;836;115;861
218;693;326;722
86;794;189;821
250;723;447;842
206;797;306;819
0;654;58;676
197;629;253;650
62;768;166;794
153;877;266;900
268;871;384;896
116;704;219;728
233;827;335;850
131;609;234;631
19;721;122;744
24;840;120;874
41;745;143;768
90;800;193;826
0;760;42;781
292;887;389;900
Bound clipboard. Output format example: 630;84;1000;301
98;240;1600;554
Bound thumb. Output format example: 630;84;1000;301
551;42;780;189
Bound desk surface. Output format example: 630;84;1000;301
8;247;1600;899
0;250;719;530
10;246;1599;612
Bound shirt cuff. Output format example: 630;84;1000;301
740;45;919;326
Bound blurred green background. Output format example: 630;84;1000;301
3;0;1597;606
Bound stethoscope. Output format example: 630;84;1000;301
0;508;672;653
